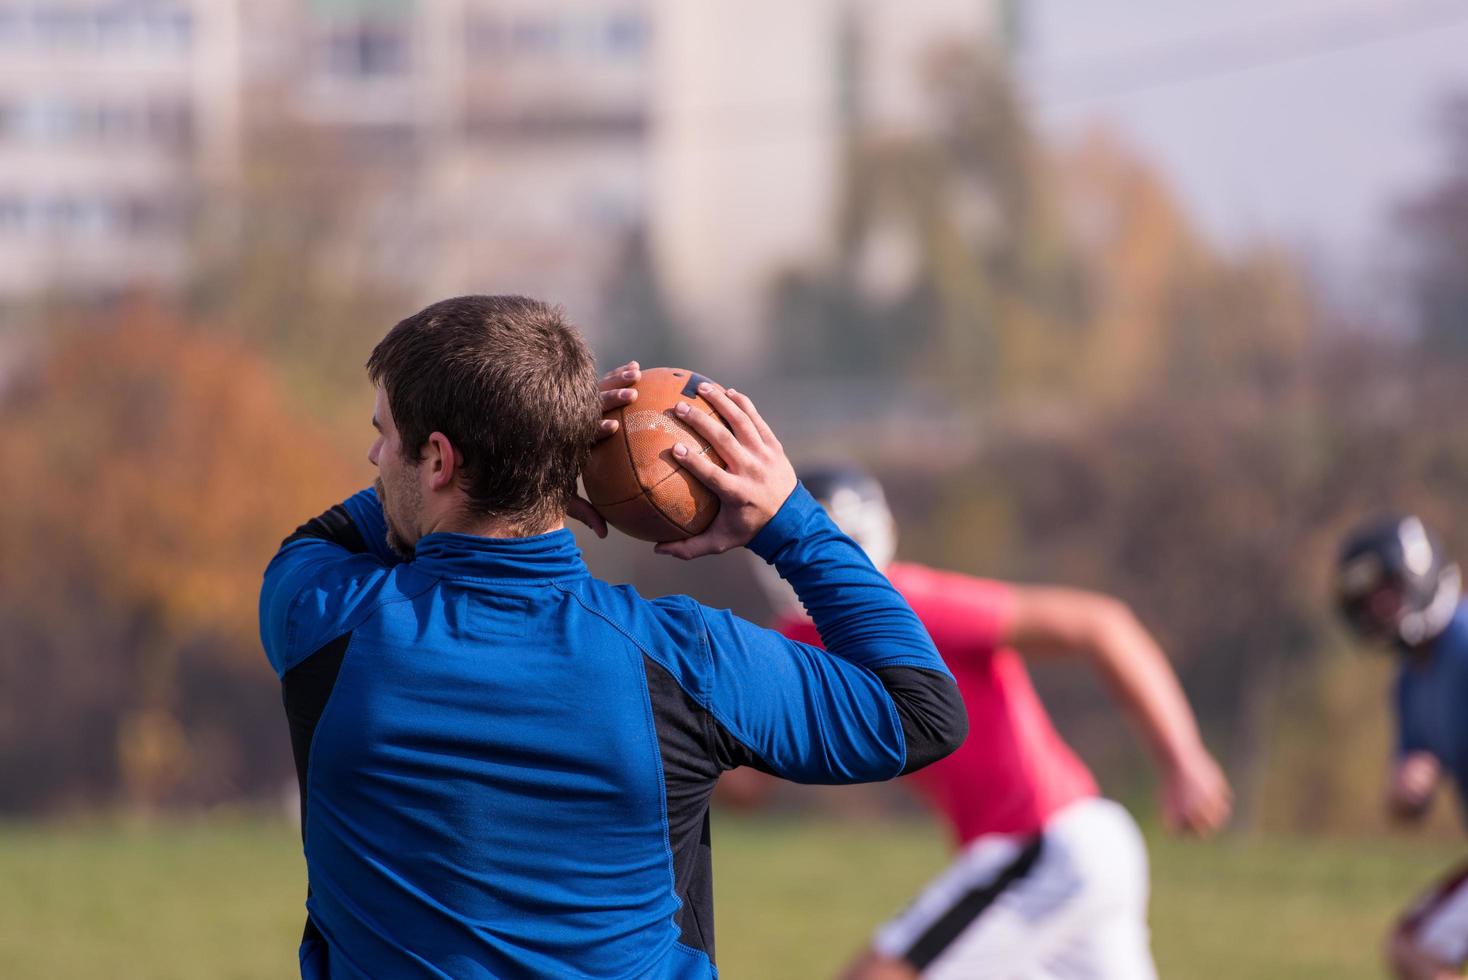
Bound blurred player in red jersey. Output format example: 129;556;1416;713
744;464;1232;979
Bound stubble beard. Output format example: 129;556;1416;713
374;474;421;560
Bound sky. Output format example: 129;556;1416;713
1018;0;1468;269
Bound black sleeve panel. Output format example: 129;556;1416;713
281;631;353;838
706;720;779;778
875;666;969;776
282;503;369;553
702;665;966;780
641;659;964;958
282;632;351;974
642;656;724;961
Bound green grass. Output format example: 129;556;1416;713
0;811;1456;978
714;817;1459;979
0;813;305;979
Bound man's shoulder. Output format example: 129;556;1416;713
1443;603;1468;651
262;556;436;677
1418;604;1468;672
1401;609;1468;692
556;577;714;667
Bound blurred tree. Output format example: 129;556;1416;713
756;42;1468;837
772;46;1317;419
891;318;1468;837
187;110;409;422
599;227;691;369
1397;93;1468;357
770;45;1088;396
1056;129;1314;409
0;299;361;812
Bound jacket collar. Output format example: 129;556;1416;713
409;528;589;582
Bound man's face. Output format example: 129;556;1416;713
1342;582;1406;646
368;386;423;559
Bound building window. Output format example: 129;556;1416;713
466;11;648;61
321;23;410;78
465;15;503;55
509;16;560;54
0;192;180;237
0;3;192;52
0;96;192;149
604;13;647;57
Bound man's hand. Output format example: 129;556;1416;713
654;383;797;560
1160;747;1232;837
1388;751;1440;821
565;361;641;538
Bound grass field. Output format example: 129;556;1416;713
0;811;1456;978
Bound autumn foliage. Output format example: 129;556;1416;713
5;52;1468;840
0;301;363;812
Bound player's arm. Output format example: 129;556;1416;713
259;487;398;676
1388;676;1440;821
661;384;967;782
1004;586;1232;835
1388;750;1441;822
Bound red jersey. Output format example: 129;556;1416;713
776;563;1097;844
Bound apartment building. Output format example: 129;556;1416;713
0;0;997;356
0;0;239;301
650;0;1000;364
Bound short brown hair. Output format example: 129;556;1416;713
367;295;600;533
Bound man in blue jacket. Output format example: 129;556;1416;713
1337;514;1468;980
259;294;967;979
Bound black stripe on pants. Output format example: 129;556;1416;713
902;835;1047;971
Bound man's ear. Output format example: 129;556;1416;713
422;432;458;491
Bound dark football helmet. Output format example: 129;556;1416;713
1336;515;1461;648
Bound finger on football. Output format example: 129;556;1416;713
725;388;778;446
599;386;637;413
698;383;761;448
599;361;640;388
674;401;742;462
668;440;734;494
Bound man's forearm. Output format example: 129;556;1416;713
749;486;946;675
747;485;966;771
1088;604;1208;769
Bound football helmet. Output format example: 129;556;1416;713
1336;515;1461;648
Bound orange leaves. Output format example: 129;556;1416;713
0;299;363;659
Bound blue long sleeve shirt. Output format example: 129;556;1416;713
260;484;964;978
1395;603;1468;817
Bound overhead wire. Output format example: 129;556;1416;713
1027;0;1468;108
604;1;1468;147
